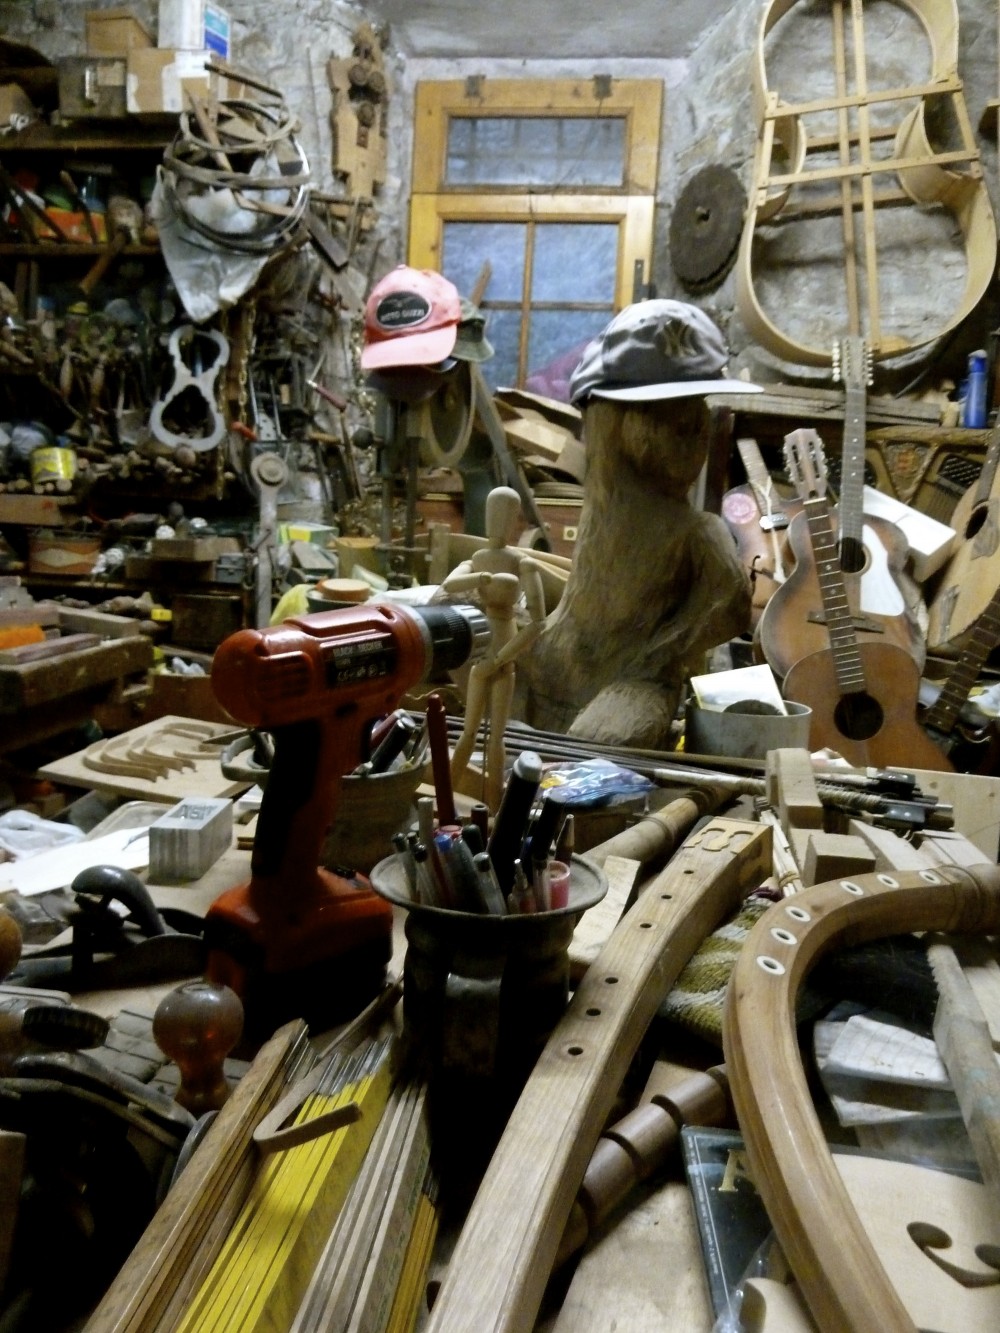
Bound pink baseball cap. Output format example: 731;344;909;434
361;265;462;370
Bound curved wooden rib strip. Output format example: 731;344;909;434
723;862;1000;1333
425;818;772;1333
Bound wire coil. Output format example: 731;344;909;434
160;97;311;255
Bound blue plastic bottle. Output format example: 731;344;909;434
963;349;989;428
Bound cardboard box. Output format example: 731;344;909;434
58;55;128;119
86;8;154;55
158;0;231;59
125;47;215;114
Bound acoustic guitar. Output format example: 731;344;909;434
922;584;1000;774
927;422;1000;653
756;337;924;680
721;436;799;627
780;429;952;771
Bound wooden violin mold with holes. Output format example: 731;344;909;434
724;860;1000;1333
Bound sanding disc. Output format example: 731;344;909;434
669;164;746;292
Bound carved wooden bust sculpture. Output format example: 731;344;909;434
522;300;762;750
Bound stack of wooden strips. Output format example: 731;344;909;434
291;1078;438;1333
174;1036;395;1333
84;1018;312;1333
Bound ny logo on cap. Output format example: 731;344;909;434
655;316;700;362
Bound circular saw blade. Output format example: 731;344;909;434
419;360;475;468
669;164;746;292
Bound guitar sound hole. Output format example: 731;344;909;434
839;536;866;575
966;504;987;541
834;691;884;741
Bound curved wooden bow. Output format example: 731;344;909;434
723;861;1000;1332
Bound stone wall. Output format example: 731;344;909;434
6;0;998;390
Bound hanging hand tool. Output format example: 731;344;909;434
205;600;490;1034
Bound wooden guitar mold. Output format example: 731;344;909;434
735;0;996;367
723;861;1000;1333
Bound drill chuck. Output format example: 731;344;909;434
413;602;491;676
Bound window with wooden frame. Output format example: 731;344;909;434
408;78;663;394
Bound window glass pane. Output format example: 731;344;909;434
532;223;619;302
476;308;522;392
525;310;611;400
446;117;626;187
441;221;526;301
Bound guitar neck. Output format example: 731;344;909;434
804;495;867;696
736;437;774;512
924;589;1000;734
838;380;867;559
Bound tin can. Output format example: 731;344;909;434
30;446;76;487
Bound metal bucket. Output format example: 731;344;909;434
684;699;812;760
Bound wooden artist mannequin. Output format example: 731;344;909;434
524;395;752;749
440;486;546;809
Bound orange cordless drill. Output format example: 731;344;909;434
205;599;489;1034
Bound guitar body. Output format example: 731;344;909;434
925;716;1000;777
927;476;1000;652
721;483;801;627
757;505;924;680
783;642;953;771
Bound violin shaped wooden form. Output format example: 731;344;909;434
150;324;230;452
724;861;1000;1332
735;0;996;367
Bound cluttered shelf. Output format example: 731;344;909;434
0;242;159;258
0;117;176;154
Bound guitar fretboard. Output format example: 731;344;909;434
805;495;867;696
924;589;1000;734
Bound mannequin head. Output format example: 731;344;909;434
485;486;522;547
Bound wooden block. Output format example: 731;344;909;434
0;636;151;712
846;819;927;872
149;536;231;562
148;797;234;883
56;606;141;638
766;748;824;831
802;831;876;886
0;602;61;630
501;414;570;463
0;632;100;664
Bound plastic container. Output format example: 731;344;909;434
963;349;989;428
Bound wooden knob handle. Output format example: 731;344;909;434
153;979;244;1115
